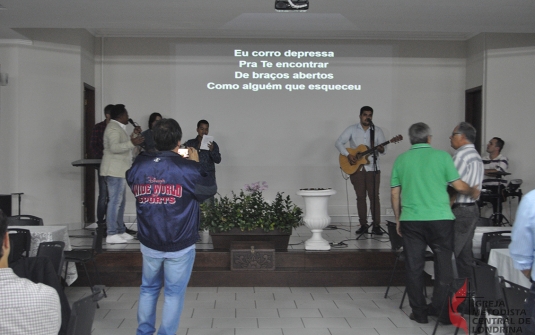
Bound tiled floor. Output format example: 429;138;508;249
64;285;463;335
70;222;394;251
66;222;464;334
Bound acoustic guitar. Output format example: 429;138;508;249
339;135;403;175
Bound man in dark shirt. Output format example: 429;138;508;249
184;119;221;181
126;119;217;335
89;104;113;226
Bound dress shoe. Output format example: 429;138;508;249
427;303;439;316
427;303;452;324
409;313;429;324
118;233;134;241
355;225;369;235
371;226;383;235
106;234;127;244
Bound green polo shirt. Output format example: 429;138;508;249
391;143;460;221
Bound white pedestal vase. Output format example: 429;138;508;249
296;188;336;251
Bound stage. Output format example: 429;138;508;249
69;222;406;287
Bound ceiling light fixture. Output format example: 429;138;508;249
275;0;309;12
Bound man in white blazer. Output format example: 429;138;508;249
100;104;144;244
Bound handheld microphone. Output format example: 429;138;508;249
366;118;374;125
128;118;139;127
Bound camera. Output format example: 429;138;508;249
178;148;189;158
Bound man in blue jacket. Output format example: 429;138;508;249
126;118;217;335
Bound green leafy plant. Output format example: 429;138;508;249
200;189;303;233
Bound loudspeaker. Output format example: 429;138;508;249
0;194;12;216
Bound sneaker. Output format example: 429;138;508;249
355;225;369;235
106;234;127;244
118;233;134;241
371;226;383;235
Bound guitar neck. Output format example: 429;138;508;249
361;140;391;156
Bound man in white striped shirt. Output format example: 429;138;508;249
449;122;484;280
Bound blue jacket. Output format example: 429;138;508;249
126;150;217;252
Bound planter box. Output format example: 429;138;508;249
209;228;291;251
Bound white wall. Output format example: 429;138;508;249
0;41;23;199
0;38;84;226
99;38;467;218
485;45;535;199
2;33;534;227
466;34;485;90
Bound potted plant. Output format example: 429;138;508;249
200;182;303;250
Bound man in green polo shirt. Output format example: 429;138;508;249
390;122;480;324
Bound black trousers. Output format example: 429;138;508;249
401;220;454;320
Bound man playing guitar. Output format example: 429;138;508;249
335;106;386;235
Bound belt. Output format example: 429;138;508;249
452;202;476;209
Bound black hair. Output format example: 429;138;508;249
493;137;505;152
104;104;114;116
0;210;7;259
110;104;127;120
360;106;373;116
148;113;163;130
153;118;182;151
197;119;209;129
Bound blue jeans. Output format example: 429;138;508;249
105;176;126;235
137;249;196;335
96;168;108;224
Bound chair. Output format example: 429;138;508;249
383;221;433;308
7;228;31;263
480;231;511;262
499;277;529;335
6;214;44;226
66;288;105;335
37;241;65;277
472;260;504;334
64;228;107;299
488;236;511;255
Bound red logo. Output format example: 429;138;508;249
449;279;469;335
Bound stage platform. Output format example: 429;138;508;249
68;222;407;287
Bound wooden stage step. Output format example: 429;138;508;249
71;249;406;287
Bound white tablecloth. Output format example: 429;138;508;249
487;248;531;288
10;225;78;285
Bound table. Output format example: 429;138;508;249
487;248;531;288
10;225;78;285
472;226;512;260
